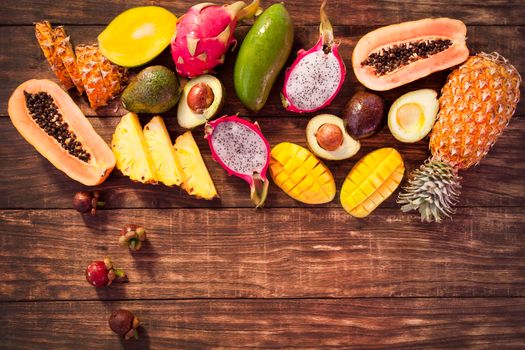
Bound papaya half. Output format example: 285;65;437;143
352;18;469;91
8;79;115;185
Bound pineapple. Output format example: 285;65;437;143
269;142;335;204
174;131;218;200
341;148;404;218
398;52;521;222
53;26;84;94
96;48;127;102
143;116;185;187
34;21;74;90
75;44;108;109
112;113;157;183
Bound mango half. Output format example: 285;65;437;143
270;142;335;204
340;148;404;218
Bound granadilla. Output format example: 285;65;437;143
398;52;521;222
108;309;140;340
119;224;147;251
85;258;126;288
73;191;104;215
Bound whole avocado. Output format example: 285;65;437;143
121;65;181;114
234;4;294;112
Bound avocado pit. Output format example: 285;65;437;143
187;82;214;114
316;123;343;151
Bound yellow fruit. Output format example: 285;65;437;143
112;112;157;183
98;6;177;67
399;52;521;222
340;148;404;218
174;131;218;200
143;116;185;187
269;142;335;204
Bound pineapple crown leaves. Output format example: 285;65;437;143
397;160;462;223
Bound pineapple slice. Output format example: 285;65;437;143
269;142;336;204
34;21;74;90
111;112;157;183
174;131;218;200
53;26;85;94
143;116;185;187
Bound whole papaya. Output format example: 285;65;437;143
234;3;294;112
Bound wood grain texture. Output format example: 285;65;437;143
0;116;523;209
2;0;525;26
2;298;525;349
1;25;524;117
1;207;524;301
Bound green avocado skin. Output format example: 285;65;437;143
121;66;181;114
234;3;294;112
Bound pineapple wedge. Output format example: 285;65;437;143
112;112;157;183
143;116;185;187
174;131;218;200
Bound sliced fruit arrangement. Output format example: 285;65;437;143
340;148;405;218
121;65;181;114
143;116;185;187
178;75;225;129
205;115;270;207
270;142;336;204
234;3;294;112
171;0;261;78
343;91;385;139
306;114;360;161
353;18;469;91
398;52;521;222
112;113;217;199
112;112;157;184
98;6;177;67
175;131;218;200
281;1;345;113
388;89;439;143
34;21;127;109
8;79;115;185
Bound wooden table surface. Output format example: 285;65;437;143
1;0;524;349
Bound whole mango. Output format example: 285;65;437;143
234;3;294;112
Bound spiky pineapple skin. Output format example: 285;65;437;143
430;52;521;169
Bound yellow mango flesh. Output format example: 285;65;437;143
340;148;404;218
270;142;335;204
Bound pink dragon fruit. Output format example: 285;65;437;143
171;0;260;78
281;1;346;113
205;115;270;208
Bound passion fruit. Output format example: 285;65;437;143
343;91;385;139
306;114;360;161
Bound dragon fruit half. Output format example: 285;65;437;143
281;1;346;113
171;0;260;78
205;115;270;208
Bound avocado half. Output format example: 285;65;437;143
177;75;224;129
306;114;360;161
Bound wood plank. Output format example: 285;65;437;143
0;116;523;209
1;25;524;117
1;207;524;301
1;298;525;349
2;0;524;26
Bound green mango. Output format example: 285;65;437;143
234;3;294;112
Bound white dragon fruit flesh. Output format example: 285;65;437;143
205;115;270;208
281;1;346;113
171;0;260;78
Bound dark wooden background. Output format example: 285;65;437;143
1;0;524;349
